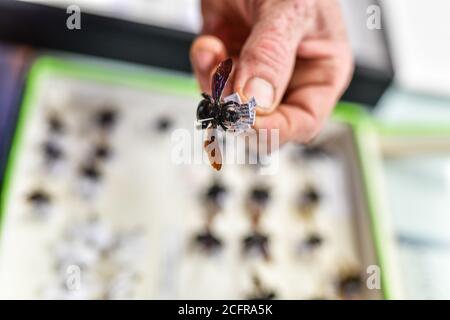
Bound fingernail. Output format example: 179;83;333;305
244;77;275;110
195;50;215;72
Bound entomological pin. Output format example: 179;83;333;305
196;58;256;170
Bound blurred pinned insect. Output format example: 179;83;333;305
197;58;256;171
27;189;52;217
338;271;363;299
247;274;276;300
243;231;270;260
193;229;223;254
297;185;321;217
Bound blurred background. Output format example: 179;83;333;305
1;0;450;299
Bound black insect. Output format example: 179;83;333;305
194;230;223;254
243;232;270;260
205;182;227;209
27;190;51;207
248;275;277;300
338;273;363;299
95;108;117;131
80;163;102;182
93;143;112;161
304;233;323;248
47;114;65;134
27;189;52;217
250;187;271;208
155;115;173;133
298;185;321;215
247;186;271;220
196;58;240;131
42;141;64;164
300;233;324;254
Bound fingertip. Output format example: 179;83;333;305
193;50;215;73
244;77;276;112
190;35;227;73
191;35;228;93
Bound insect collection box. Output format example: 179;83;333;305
0;56;398;300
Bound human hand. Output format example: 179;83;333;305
190;0;354;145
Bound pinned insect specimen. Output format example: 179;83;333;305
47;114;65;135
243;232;270;260
93;142;112;161
27;189;52;217
247;186;271;225
95;108;118;131
196;58;256;170
247;275;276;300
249;187;270;210
297;185;321;216
337;272;363;300
154;115;173;133
80;163;102;182
194;229;223;254
298;233;324;255
204;181;228;212
78;162;102;199
301;146;329;159
42;140;64;165
292;145;329;162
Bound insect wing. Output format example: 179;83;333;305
211;58;233;102
204;124;223;171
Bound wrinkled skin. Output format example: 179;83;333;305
190;0;354;145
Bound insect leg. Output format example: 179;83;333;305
202;93;213;102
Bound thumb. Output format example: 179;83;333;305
234;0;312;113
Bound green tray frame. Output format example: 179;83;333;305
0;56;397;299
